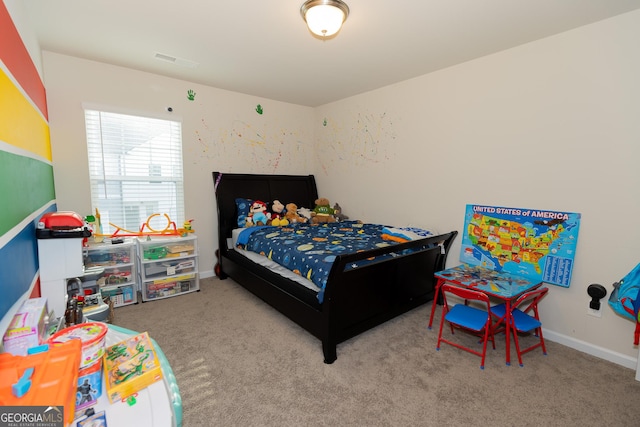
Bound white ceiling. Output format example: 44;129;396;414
21;0;640;107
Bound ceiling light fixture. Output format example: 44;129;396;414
300;0;350;39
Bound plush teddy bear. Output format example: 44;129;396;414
333;203;349;222
284;203;307;224
269;200;289;226
246;200;270;226
310;198;336;224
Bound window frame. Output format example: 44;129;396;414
83;107;185;236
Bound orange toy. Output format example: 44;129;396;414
0;340;81;426
94;213;195;238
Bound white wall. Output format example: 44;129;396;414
315;10;640;366
42;52;315;277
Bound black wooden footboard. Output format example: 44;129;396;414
320;231;457;363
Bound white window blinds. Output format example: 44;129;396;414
84;109;185;235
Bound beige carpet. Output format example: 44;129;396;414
112;277;639;426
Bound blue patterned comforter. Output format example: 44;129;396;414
236;221;412;303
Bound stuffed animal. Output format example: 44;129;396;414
310;198;336;224
246;200;270;226
270;200;289;226
297;207;312;221
284;203;307;224
333;203;349;222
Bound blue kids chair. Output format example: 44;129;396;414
436;283;496;369
491;287;549;367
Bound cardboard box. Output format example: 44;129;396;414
103;332;163;403
2;297;49;356
75;361;103;415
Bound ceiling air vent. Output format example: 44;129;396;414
154;52;199;69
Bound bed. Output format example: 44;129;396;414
213;172;458;363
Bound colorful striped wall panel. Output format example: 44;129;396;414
0;2;55;329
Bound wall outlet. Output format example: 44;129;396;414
587;307;602;318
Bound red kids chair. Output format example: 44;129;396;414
436;283;496;369
491;287;549;367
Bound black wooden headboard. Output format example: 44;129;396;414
212;172;319;249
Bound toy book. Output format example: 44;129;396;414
102;332;162;403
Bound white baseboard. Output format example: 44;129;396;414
544;328;638;371
199;269;214;279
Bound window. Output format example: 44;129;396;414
84;109;185;235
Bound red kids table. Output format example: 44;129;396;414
428;264;542;366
